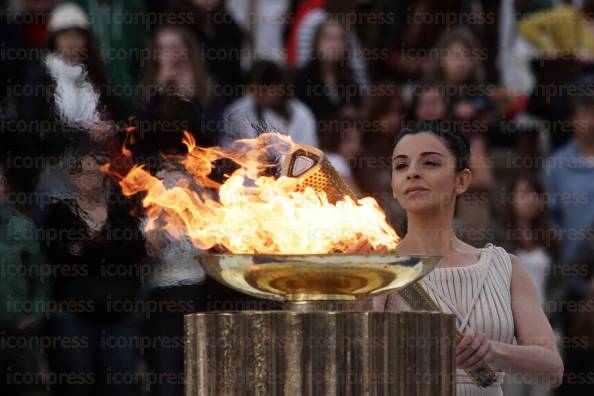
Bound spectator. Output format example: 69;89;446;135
177;0;245;106
64;0;147;112
223;60;318;147
541;95;594;265
286;0;369;89
501;174;560;302
410;82;448;122
499;173;561;396
138;25;221;160
41;152;147;396
296;19;362;124
0;164;50;396
15;3;119;206
558;220;594;396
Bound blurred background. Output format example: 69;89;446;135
1;0;594;395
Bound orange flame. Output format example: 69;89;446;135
114;132;399;254
121;126;136;158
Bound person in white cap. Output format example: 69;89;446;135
15;7;146;396
46;3;115;126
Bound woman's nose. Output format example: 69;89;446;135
405;164;421;179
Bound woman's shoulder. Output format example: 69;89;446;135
484;243;514;279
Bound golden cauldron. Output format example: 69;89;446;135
185;255;456;395
198;253;439;302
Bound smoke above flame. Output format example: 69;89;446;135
104;132;400;254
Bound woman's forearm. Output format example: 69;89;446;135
488;340;563;387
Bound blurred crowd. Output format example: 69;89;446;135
1;0;594;395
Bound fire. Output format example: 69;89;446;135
109;132;400;254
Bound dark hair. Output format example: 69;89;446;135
48;28;114;117
307;20;353;85
423;26;485;85
409;80;450;122
503;173;559;255
393;120;470;172
249;60;292;87
141;25;211;108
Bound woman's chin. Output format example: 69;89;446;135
400;198;439;213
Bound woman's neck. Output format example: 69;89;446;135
397;209;461;256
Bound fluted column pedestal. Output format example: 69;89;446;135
184;309;455;395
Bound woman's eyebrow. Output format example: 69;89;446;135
393;151;444;162
420;151;444;157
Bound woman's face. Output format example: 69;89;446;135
391;132;469;214
317;22;346;63
512;179;541;220
55;28;87;63
442;41;474;84
415;88;446;121
157;30;189;70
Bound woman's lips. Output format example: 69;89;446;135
404;187;429;195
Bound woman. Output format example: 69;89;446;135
500;174;559;305
497;174;561;396
42;154;147;396
172;0;244;105
296;19;361;123
138;25;220;161
15;3;118;201
365;120;563;395
410;82;448;122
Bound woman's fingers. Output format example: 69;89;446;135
461;337;491;369
455;327;476;354
456;331;490;369
456;335;480;365
345;240;391;254
346;239;371;253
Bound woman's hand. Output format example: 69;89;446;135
456;327;493;369
346;239;389;254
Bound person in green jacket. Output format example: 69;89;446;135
0;167;50;396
